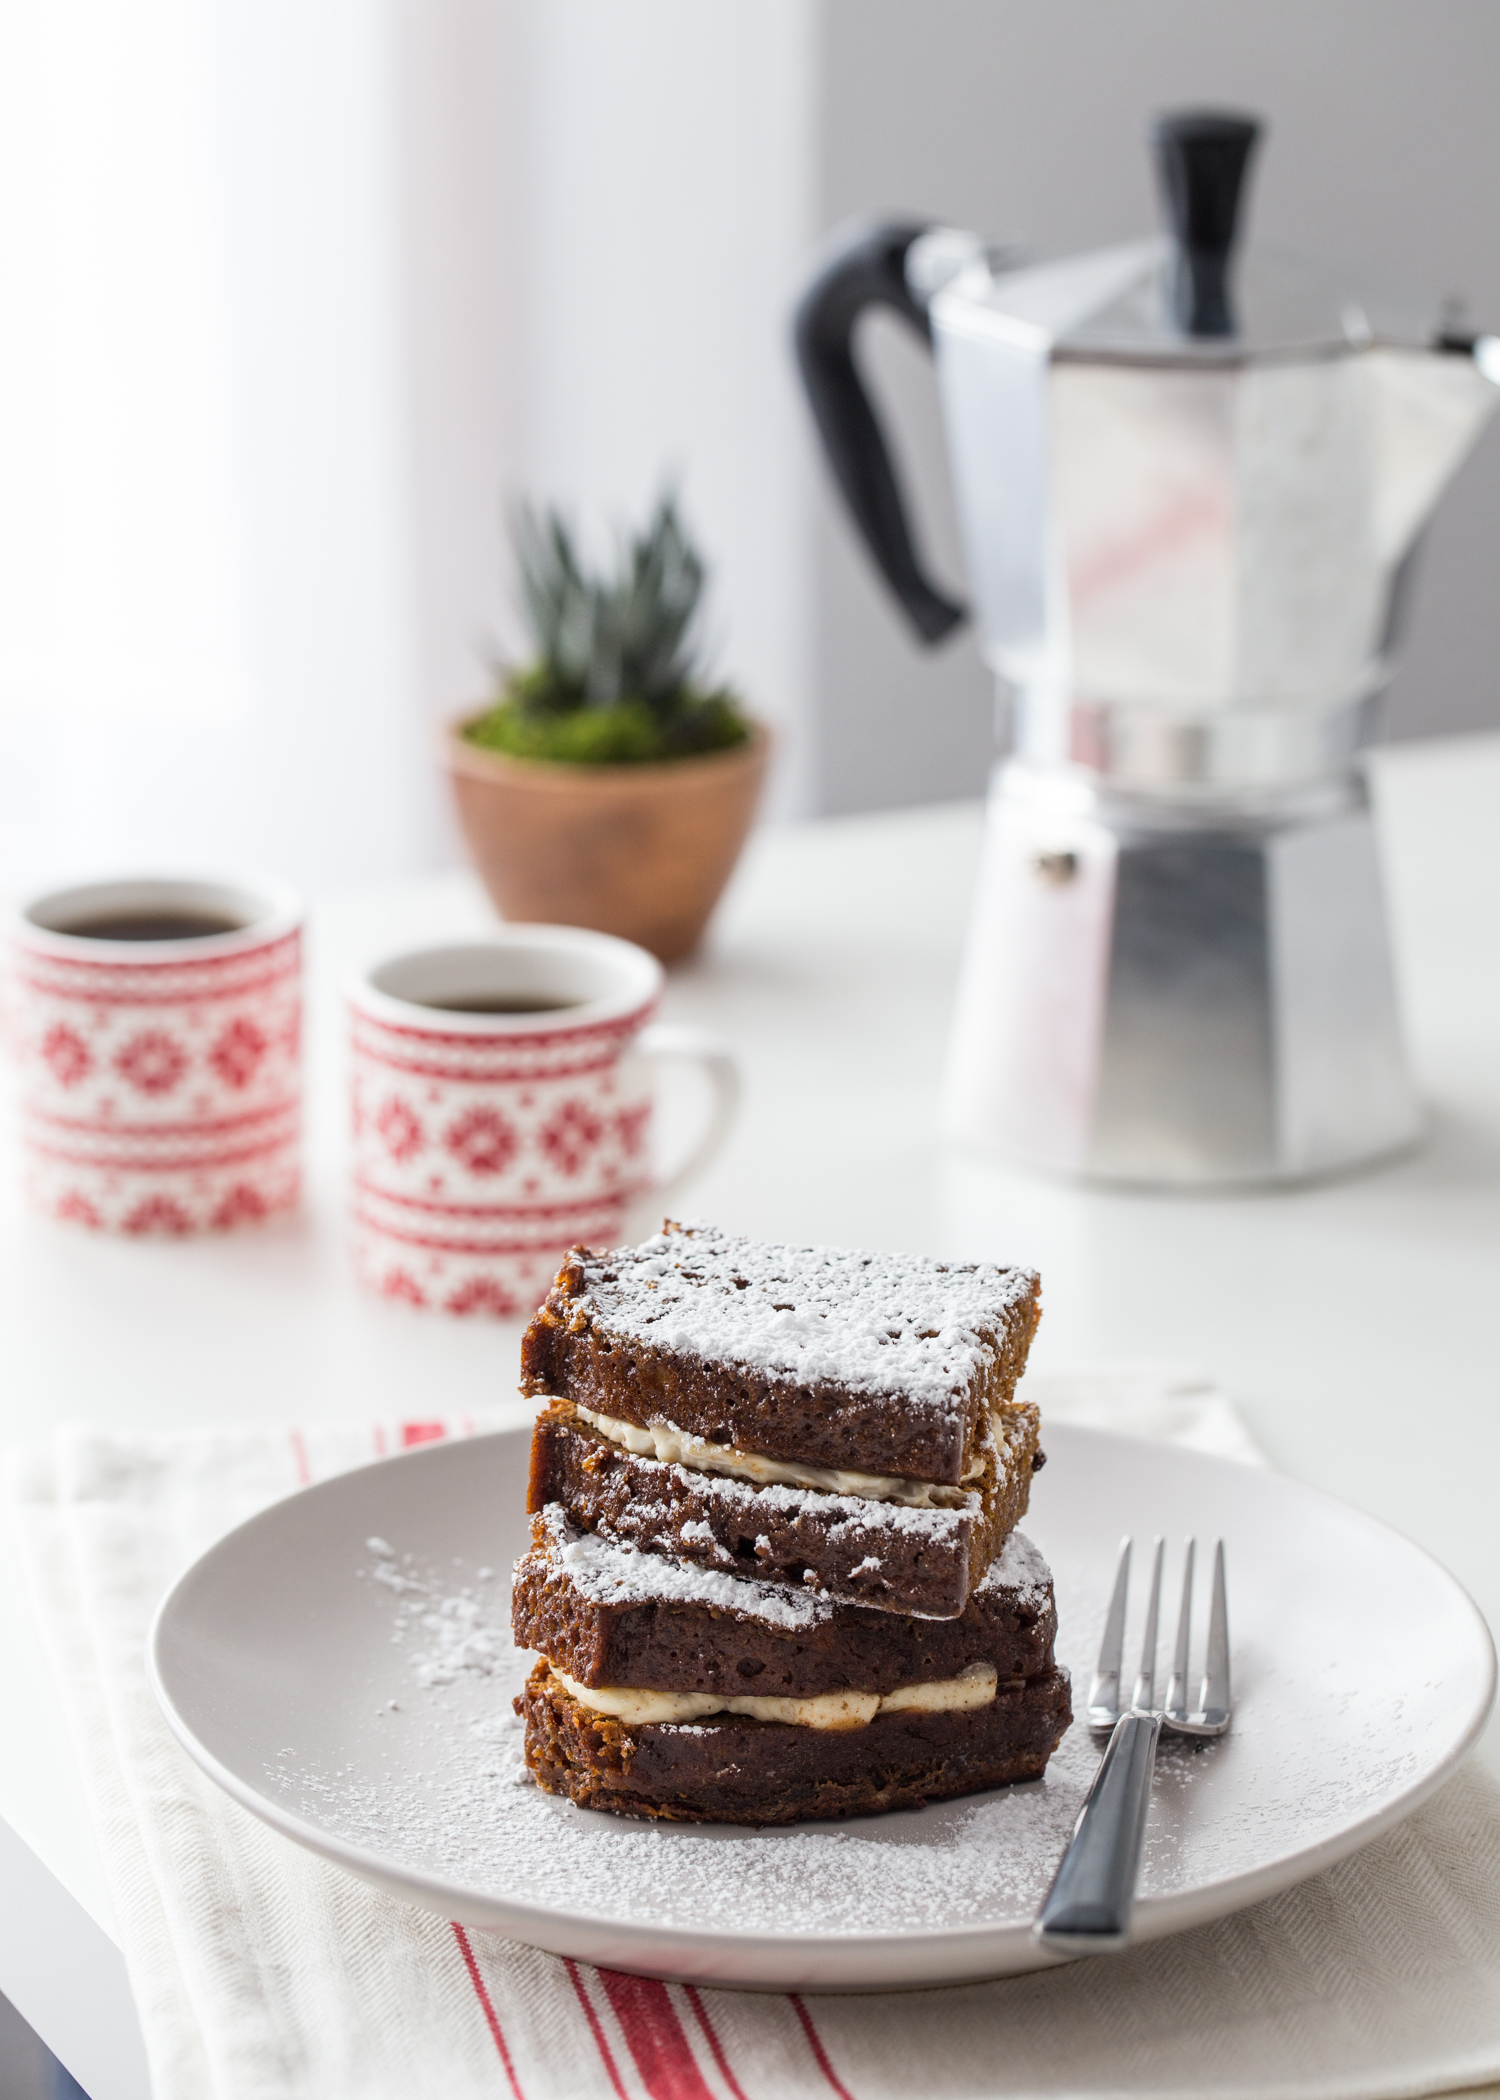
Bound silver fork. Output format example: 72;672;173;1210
1033;1535;1230;1954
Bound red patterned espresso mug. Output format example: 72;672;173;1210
8;875;303;1234
349;927;737;1317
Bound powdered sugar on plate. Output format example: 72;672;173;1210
365;1537;511;1688
259;1532;1312;1943
166;1420;1482;1977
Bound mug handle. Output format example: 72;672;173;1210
634;1023;740;1205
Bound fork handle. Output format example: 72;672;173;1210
1032;1712;1162;1954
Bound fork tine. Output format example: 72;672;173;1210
1165;1538;1195;1723
1131;1537;1164;1713
1198;1539;1230;1726
1087;1537;1131;1729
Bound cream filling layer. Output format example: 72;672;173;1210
550;1660;998;1731
573;1402;989;1509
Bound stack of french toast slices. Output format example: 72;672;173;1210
511;1221;1072;1825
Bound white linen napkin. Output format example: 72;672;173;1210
10;1374;1500;2100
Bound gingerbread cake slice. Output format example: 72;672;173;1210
512;1504;1059;1698
512;1508;1070;1824
526;1394;1042;1618
518;1660;1072;1825
520;1221;1041;1487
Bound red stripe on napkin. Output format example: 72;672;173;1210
452;1924;525;2098
289;1430;311;1486
791;1997;859;2100
565;1960;631;2098
597;1970;716;2100
682;1986;750;2100
401;1420;447;1447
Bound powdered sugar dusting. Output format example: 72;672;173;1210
592;1448;980;1540
977;1530;1052;1608
535;1504;836;1630
531;1502;1054;1635
573;1223;1037;1413
369;1549;510;1688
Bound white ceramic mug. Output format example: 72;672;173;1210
9;874;303;1233
348;926;738;1317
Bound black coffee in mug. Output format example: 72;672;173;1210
57;909;249;942
409;992;584;1015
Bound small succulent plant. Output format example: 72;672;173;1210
465;492;750;765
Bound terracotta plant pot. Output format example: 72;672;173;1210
444;718;770;963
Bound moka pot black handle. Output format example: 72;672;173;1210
793;222;967;645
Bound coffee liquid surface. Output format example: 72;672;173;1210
410;993;583;1015
57;910;248;943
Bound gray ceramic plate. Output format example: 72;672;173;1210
148;1424;1494;1990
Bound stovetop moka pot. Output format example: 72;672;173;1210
796;110;1500;1185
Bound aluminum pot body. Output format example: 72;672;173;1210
943;760;1420;1187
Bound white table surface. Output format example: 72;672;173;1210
3;731;1500;2094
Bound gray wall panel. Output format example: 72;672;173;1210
813;0;1500;812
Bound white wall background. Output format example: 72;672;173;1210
395;0;820;843
0;0;431;896
1;0;1498;898
0;0;819;900
500;0;818;818
396;0;511;853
